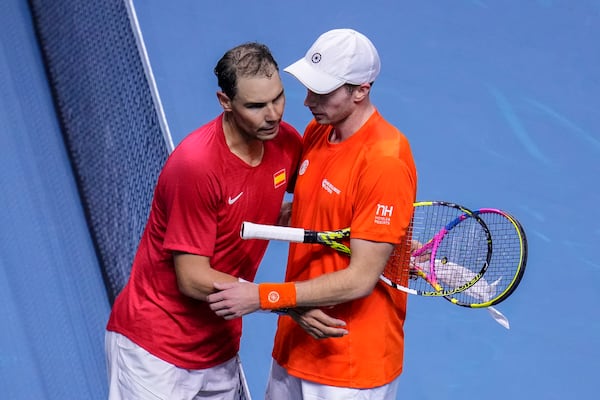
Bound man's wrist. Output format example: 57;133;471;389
258;282;297;310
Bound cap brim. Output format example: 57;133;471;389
284;58;345;95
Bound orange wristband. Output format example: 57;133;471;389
258;282;297;310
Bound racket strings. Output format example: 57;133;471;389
382;203;490;294
451;210;526;305
382;238;413;288
432;219;490;292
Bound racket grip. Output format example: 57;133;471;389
240;222;306;243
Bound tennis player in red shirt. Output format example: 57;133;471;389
105;42;302;399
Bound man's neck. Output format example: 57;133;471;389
222;114;264;166
331;103;376;143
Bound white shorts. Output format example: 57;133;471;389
105;331;250;400
265;359;400;400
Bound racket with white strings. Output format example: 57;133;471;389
241;201;493;297
436;208;527;308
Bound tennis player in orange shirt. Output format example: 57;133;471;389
208;29;417;399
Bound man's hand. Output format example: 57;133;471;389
207;281;260;319
207;283;348;339
277;201;293;226
287;308;348;339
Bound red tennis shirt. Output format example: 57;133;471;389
107;114;302;369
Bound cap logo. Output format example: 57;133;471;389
311;53;322;63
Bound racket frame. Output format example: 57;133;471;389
241;201;492;297
447;208;527;308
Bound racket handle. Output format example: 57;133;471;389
241;222;306;243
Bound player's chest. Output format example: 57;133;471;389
295;150;357;208
218;164;288;211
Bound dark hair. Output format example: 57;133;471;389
214;42;279;100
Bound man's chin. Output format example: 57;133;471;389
312;115;329;125
257;127;279;141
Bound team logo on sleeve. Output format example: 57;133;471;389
299;159;309;175
273;169;286;188
374;203;393;225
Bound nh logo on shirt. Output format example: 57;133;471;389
374;203;393;225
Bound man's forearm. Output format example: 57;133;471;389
260;239;393;309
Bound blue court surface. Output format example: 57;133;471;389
1;1;599;399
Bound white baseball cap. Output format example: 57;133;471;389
284;28;380;94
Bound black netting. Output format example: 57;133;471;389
29;0;169;303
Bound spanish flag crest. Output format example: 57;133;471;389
273;169;286;189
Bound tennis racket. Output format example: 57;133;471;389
435;208;527;308
241;201;493;297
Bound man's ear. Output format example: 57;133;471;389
216;91;232;111
353;83;371;102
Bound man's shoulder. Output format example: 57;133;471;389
272;121;303;153
173;117;222;155
183;116;221;144
278;120;302;140
161;120;222;178
364;112;411;149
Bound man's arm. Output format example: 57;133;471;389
207;238;393;318
174;253;239;301
286;308;348;339
295;238;392;306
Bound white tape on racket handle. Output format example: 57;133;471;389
240;222;306;243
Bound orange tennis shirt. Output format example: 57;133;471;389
272;110;418;388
